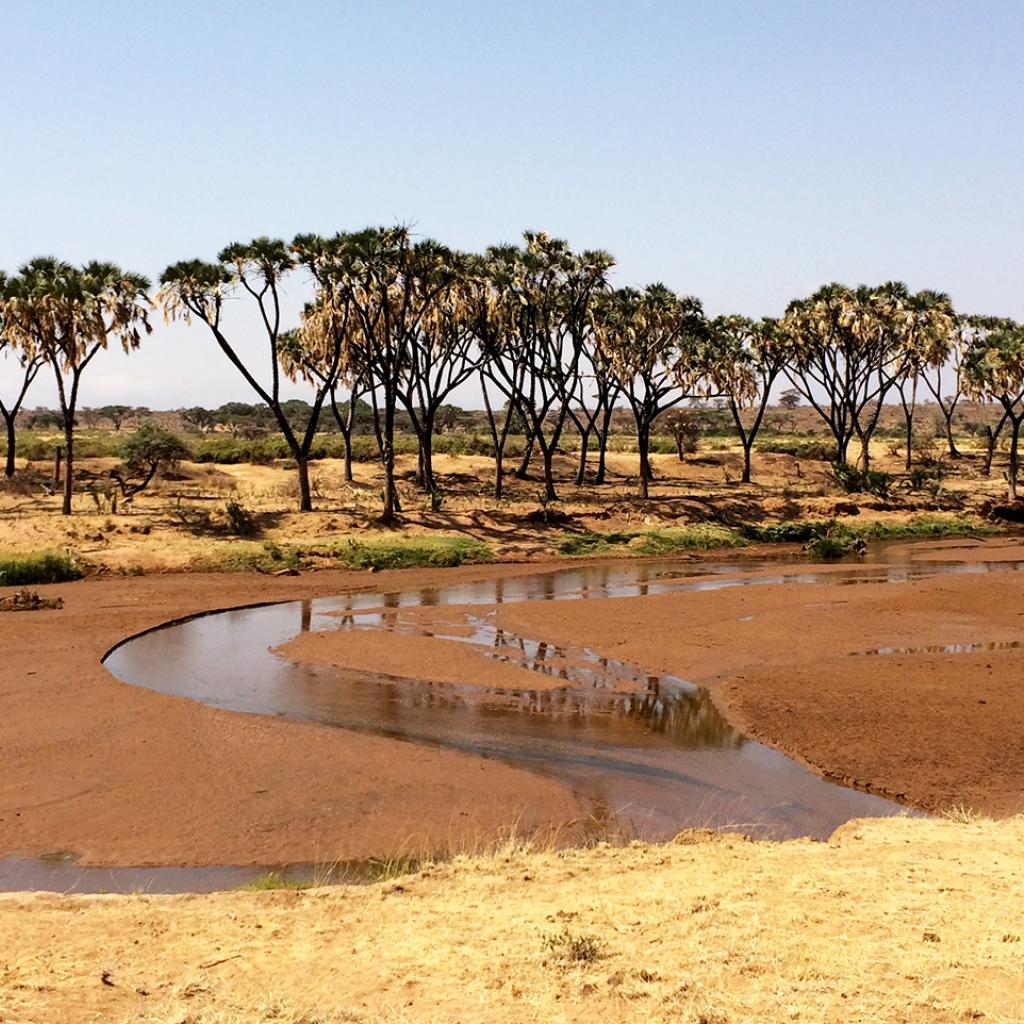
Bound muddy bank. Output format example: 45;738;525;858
0;564;586;868
492;541;1024;815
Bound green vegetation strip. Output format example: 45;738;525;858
562;515;995;560
190;535;495;574
0;551;82;586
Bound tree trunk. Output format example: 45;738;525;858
904;410;914;471
637;424;652;498
594;403;613;485
944;412;961;459
382;395;398;522
575;428;590;486
62;425;74;515
493;442;505;500
419;413;436;494
1008;418;1021;502
516;429;536;480
836;434;850;465
295;454;312;513
741;442;752;484
3;412;15;478
541;443;557;502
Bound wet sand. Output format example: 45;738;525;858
0;564;586;868
492;545;1024;815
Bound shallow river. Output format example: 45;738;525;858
4;544;1020;892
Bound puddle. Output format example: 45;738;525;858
853;639;1022;657
12;545;1022;893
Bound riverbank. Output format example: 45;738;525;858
2;814;1021;1024
0;563;589;868
3;538;1023;869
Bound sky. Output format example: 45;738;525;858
1;0;1021;410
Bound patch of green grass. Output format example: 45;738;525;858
338;535;494;571
236;872;312;892
560;525;745;557
846;515;996;541
744;514;994;548
190;541;304;574
0;550;83;586
558;530;637;556
634;526;745;555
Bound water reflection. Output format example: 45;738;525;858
104;550;1017;850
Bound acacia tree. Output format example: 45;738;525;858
316;227;459;521
708;315;786;484
481;234;612;501
160;238;343;512
5;258;151;514
782;283;912;469
396;252;481;493
591;284;708;498
891;290;957;469
0;272;45;478
921;316;976;459
963;319;1024;500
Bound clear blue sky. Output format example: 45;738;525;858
1;0;1021;408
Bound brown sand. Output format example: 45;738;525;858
0;565;584;868
493;553;1024;815
4;539;1024;871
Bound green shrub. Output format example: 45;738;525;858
832;462;893;498
338;536;494;571
758;437;836;460
0;550;83;586
559;526;744;557
742;520;828;543
806;534;852;560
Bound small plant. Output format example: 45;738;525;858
0;550;83;586
806;534;853;560
109;423;191;501
224;498;259;537
543;928;606;965
832;462;893;498
236;871;311;892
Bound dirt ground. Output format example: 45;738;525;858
0;564;589;868
2;814;1021;1024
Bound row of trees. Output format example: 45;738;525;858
2;230;1024;515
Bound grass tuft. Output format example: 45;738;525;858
543;927;606;964
0;550;83;586
236;872;312;892
338;536;494;571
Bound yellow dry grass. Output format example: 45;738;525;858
0;441;1008;573
2;815;1021;1024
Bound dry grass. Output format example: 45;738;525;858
0;440;1010;575
1;815;1022;1023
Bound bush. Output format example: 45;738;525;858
758;437;836;460
0;550;83;586
338;536;494;571
832;462;893;498
224;499;259;537
806;534;852;560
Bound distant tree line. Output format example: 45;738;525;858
2;230;1023;515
